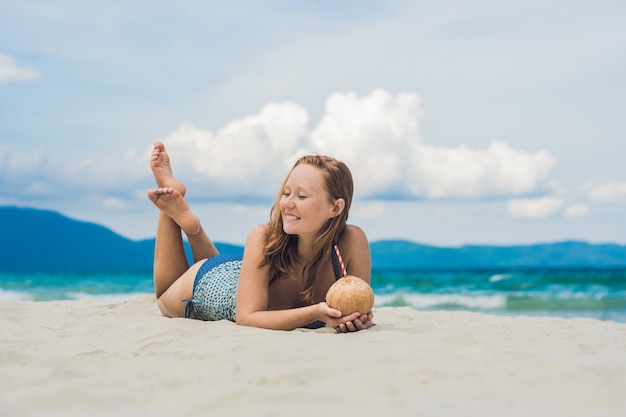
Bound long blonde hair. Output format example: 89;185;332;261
261;154;354;302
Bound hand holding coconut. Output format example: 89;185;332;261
326;275;374;315
325;275;374;333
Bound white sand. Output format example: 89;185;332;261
1;294;625;417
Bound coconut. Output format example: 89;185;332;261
325;275;375;315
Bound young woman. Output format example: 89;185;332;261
147;141;373;332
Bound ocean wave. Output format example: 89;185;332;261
0;288;33;302
373;290;626;314
375;292;507;310
3;270;626;322
505;294;617;311
488;273;513;282
66;292;152;302
0;288;150;303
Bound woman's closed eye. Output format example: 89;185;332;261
283;191;308;199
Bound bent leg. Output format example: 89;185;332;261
148;141;220;309
152;209;189;298
157;260;204;318
149;188;220;299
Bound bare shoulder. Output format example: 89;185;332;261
340;224;370;247
242;224;268;260
245;224;269;244
339;224;371;281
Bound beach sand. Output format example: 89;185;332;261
1;295;625;417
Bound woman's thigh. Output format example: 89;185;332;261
157;260;205;317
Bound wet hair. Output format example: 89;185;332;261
261;154;354;302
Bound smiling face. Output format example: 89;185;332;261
280;164;338;239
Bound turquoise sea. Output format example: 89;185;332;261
2;269;626;323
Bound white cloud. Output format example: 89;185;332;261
410;141;556;199
308;89;421;196
160;101;309;197
564;204;590;218
0;145;45;176
584;182;626;203
1;89;559;207
308;89;556;199
507;196;565;218
102;197;127;209
135;89;558;202
52;150;145;194
0;53;41;84
353;201;386;219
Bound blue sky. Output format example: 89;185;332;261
1;1;625;246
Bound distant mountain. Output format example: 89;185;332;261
0;206;242;273
369;240;626;270
1;206;625;273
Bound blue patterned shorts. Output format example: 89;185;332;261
184;254;242;321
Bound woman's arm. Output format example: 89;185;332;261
235;225;359;330
235;224;374;331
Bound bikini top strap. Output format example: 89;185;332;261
331;242;348;280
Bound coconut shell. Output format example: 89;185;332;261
325;275;375;315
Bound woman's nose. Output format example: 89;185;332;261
283;194;296;207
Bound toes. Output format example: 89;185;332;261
155;187;174;195
153;141;165;152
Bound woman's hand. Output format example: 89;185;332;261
335;312;374;333
318;302;374;333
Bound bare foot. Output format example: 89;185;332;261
150;141;187;196
147;187;200;235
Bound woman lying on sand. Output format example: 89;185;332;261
147;142;373;332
